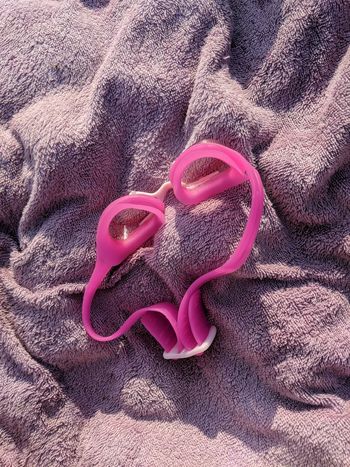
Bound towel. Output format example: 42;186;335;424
0;0;349;465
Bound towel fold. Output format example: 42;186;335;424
0;0;349;465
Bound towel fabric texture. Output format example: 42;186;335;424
0;0;350;465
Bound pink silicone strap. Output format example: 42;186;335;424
82;195;181;351
171;142;264;350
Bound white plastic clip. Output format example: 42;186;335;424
163;326;217;360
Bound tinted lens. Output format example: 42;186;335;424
109;209;150;240
181;157;228;188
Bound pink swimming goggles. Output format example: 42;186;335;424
82;142;264;359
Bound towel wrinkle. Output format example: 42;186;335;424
0;0;350;465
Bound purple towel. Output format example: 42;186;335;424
0;0;349;465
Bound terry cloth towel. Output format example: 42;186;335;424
0;0;350;465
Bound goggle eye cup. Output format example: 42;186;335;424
95;195;165;268
170;142;248;205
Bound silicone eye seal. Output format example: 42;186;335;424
95;195;165;268
169;142;248;205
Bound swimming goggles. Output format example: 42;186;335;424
82;142;264;359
